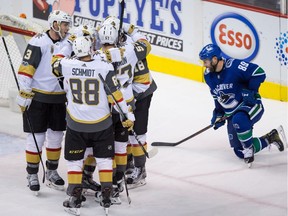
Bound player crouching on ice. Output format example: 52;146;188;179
199;43;286;167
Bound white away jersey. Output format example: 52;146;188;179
59;57;117;132
18;31;69;103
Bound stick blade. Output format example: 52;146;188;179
151;142;178;147
147;147;158;158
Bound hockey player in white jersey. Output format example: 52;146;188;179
52;24;104;195
121;21;157;189
94;17;154;204
101;16;157;189
16;10;71;194
52;36;134;215
53;24;99;60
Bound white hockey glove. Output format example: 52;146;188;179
104;47;125;63
122;23;136;35
121;110;135;131
16;90;34;112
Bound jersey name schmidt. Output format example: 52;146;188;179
72;68;95;77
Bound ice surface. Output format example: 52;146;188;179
0;71;286;216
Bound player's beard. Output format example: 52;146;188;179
207;61;218;72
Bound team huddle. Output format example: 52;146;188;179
16;9;156;216
15;8;286;216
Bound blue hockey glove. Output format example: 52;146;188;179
211;109;225;130
242;89;257;106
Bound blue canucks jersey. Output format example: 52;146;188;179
204;58;266;116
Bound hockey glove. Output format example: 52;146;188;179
103;47;125;63
123;23;136;35
211;109;225;130
242;89;259;106
16;90;34;112
121;111;135;131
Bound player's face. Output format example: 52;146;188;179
202;59;214;71
202;57;218;72
59;22;70;38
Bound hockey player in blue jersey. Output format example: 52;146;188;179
199;43;286;167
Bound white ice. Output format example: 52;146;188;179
0;71;287;216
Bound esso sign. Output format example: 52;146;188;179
211;12;259;61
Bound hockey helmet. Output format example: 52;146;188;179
199;44;222;60
48;10;71;28
102;16;120;31
98;23;118;45
73;24;96;38
72;36;92;57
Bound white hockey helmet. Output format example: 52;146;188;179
98;23;118;45
48;10;71;27
102;16;120;31
72;36;92;57
73;24;96;38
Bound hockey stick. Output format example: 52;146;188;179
151;117;227;147
123;174;131;204
98;73;158;158
117;0;125;46
119;0;125;31
1;36;46;183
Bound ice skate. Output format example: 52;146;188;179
27;173;40;195
110;185;121;205
82;173;101;196
46;169;65;191
63;187;84;216
127;166;147;189
242;146;254;168
263;126;286;152
117;177;124;193
95;187;112;215
95;189;115;205
125;155;134;175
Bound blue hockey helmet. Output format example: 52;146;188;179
199;44;222;60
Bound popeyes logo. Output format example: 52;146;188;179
210;12;259;61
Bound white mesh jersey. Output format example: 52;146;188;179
59;57;117;132
125;35;153;100
117;41;139;107
18;31;70;103
55;35;73;57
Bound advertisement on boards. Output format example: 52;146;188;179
202;2;284;84
210;12;259;62
32;1;183;51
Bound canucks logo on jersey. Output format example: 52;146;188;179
217;91;238;109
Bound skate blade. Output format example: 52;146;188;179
46;181;65;191
277;125;288;148
64;207;80;216
104;207;109;216
127;179;146;190
247;162;253;168
34;191;39;196
82;189;96;196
